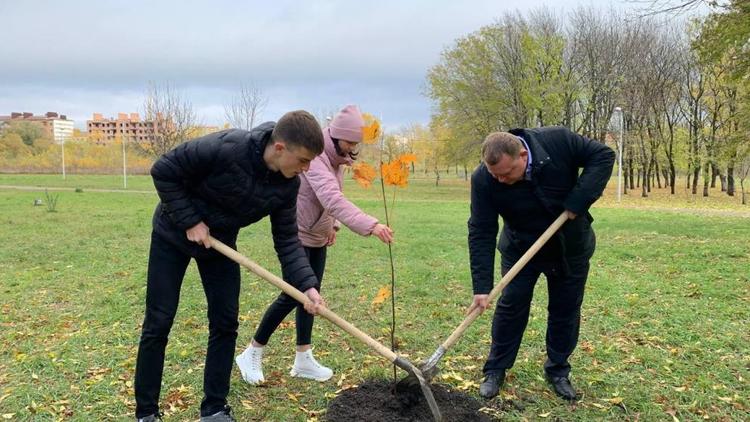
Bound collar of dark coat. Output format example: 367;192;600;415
509;127;560;217
247;121;276;179
509;128;551;176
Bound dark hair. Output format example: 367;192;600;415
331;136;359;160
272;110;324;155
481;132;522;165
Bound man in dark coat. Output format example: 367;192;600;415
466;127;615;401
134;110;326;422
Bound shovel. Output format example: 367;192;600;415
208;236;443;422
399;211;569;389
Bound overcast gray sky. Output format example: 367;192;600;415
1;0;645;130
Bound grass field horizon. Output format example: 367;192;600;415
1;174;748;421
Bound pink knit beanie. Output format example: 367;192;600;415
328;104;364;142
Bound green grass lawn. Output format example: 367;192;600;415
0;175;748;421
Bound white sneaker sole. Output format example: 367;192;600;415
235;353;264;385
289;368;333;382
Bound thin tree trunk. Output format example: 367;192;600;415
670;162;676;194
655;160;662;189
692;167;700;195
710;164;719;188
703;162;710;197
727;164;735;196
629;161;635;190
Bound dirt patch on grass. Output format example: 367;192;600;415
325;379;495;421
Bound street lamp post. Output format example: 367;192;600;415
122;135;127;189
61;136;66;180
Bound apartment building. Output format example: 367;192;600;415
87;112;157;144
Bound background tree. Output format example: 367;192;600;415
737;145;750;204
0;133;31;159
137;82;198;158
224;83;268;130
3;121;48;147
567;7;629;141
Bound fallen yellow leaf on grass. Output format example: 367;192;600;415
439;372;464;382
371;286;391;307
457;380;479;391
2;414;15;420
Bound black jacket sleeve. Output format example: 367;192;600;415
468;167;499;295
561;129;616;215
270;193;318;293
150;133;224;230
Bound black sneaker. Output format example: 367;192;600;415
479;371;505;399
200;405;236;422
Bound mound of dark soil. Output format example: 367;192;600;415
325;379;495;421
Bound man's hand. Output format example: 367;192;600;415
326;230;337;246
303;288;326;315
566;210;577;220
186;221;211;248
466;294;490;315
371;223;394;244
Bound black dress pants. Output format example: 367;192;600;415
483;252;590;378
135;231;240;417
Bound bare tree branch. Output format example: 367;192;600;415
224;83;268;130
626;0;723;17
136;82;198;158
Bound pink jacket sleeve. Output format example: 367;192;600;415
305;158;378;236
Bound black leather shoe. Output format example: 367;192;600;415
546;374;577;401
479;371;505;399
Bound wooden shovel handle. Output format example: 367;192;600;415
208;237;400;363
440;211;569;351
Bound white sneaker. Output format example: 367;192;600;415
290;349;333;382
235;345;264;384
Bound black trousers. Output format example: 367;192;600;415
483;252;590;378
135;231;240;418
254;246;326;346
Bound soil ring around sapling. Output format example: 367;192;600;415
325;379;497;421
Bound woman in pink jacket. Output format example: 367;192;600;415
236;105;394;384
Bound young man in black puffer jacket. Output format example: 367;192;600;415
134;111;326;422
